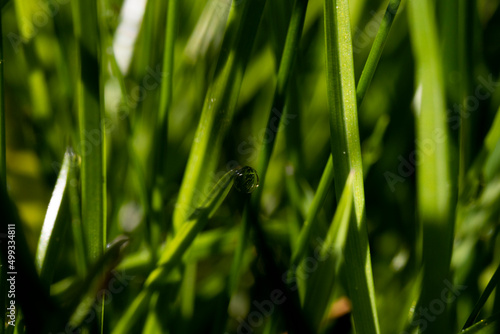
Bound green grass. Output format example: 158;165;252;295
2;0;500;333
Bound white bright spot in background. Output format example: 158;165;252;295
113;0;148;74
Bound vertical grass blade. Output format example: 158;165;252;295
323;0;380;333
408;0;456;332
293;0;399;267
73;0;105;265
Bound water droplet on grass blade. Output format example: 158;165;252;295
234;166;259;193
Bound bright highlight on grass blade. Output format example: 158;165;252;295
36;149;71;286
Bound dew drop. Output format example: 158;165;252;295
234;166;259;193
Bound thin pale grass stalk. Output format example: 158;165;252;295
323;0;380;332
408;0;456;333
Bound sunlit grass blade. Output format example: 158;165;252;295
408;0;456;332
463;263;500;329
173;0;267;229
356;0;402;107
35;149;71;287
302;171;353;330
323;0;380;332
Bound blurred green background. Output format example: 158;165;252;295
2;0;500;333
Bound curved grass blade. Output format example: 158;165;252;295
36;149;71;287
323;0;380;332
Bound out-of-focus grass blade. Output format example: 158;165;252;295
72;0;105;265
184;0;231;63
463;263;500;329
35;149;71;286
356;0;402;107
173;0;267;230
323;0;380;332
302;171;353;330
408;0;456;333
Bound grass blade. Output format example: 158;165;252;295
408;0;456;332
302;171;354;330
463;263;500;329
356;0;402;107
73;0;105;265
35;149;71;287
460;312;500;334
323;0;380;332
